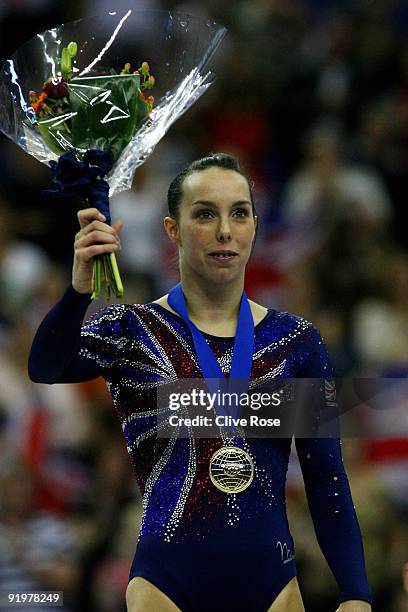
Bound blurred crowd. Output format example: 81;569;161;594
0;1;407;611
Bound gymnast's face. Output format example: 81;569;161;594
165;167;257;285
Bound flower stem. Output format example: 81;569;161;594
91;252;123;301
108;251;124;297
91;255;102;300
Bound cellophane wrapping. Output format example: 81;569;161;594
0;9;227;196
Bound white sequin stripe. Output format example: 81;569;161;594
219;427;253;522
130;339;174;372
248;360;287;388
163;422;197;542
217;347;233;373
131;312;179;377
78;347;113;368
132;337;176;375
253;319;311;361
118;358;174;378
83;305;127;329
116;377;176;390
226;492;241;525
119;375;179;391
122;404;173;430
144;306;201;370
241;439;276;508
138;426;180;541
127;417;173;451
80;329;128;349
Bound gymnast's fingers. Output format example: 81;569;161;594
77;207;106;229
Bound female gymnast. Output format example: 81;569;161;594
29;153;373;612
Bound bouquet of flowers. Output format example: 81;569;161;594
0;10;226;299
29;44;155;163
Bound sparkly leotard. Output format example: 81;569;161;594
28;285;373;611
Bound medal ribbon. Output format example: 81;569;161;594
167;283;254;424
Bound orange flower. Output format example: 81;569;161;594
31;91;49;115
146;95;154;112
138;91;154;113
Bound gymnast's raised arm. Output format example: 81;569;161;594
28;208;123;384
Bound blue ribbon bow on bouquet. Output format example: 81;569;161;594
46;149;113;223
45;149;122;300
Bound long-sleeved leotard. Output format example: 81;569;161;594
29;284;373;611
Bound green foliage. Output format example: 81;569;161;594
61;41;77;80
69;73;149;163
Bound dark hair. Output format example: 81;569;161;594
167;152;256;220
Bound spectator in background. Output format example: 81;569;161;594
0;310;96;514
350;248;408;579
349;95;408;250
111;158;170;303
282;121;393;239
352;249;408;375
0;144;81;267
0;200;50;327
0;1;407;609
0;460;79;612
282;122;393;319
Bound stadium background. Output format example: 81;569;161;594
0;1;407;610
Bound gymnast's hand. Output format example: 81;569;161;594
72;207;123;294
335;601;372;611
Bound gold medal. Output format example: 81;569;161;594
209;445;254;493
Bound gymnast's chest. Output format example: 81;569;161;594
118;330;299;385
